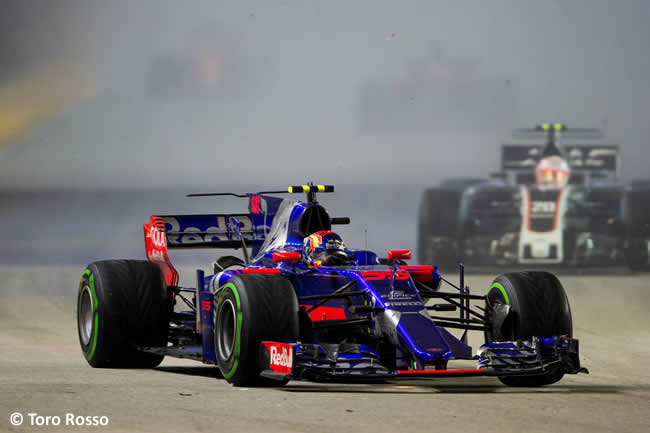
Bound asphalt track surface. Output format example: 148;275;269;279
1;266;649;433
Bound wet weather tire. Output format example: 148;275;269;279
485;271;572;387
215;274;299;386
77;260;170;368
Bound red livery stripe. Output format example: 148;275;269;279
300;305;347;321
359;270;410;280
400;265;437;283
238;268;281;274
396;368;485;375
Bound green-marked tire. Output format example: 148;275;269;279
77;260;170;368
485;271;572;387
214;274;299;386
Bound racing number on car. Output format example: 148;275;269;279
531;201;556;214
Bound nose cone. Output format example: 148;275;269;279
395;310;452;363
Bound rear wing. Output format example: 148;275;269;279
143;193;286;286
501;144;620;185
153;214;256;249
143;185;342;286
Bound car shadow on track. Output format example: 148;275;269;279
278;383;640;394
155;366;223;379
153;367;642;395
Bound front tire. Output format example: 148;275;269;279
214;274;299;386
77;260;170;368
485;271;572;386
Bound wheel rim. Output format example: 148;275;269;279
78;285;94;346
217;299;237;360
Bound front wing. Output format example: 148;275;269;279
259;336;586;382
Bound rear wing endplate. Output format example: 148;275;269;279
144;216;179;287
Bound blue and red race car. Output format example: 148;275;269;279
77;185;587;386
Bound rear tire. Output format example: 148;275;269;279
214;274;299;386
624;187;650;270
625;241;650;271
417;188;462;268
485;271;572;387
77;260;170;368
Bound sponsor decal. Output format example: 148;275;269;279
525;189;563;233
387;290;414;300
385;301;422;307
163;215;253;245
144;217;179;287
263;342;293;374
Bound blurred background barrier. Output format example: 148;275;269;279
1;1;650;269
0;63;95;145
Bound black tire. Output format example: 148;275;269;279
214;274;299;386
625;241;650;271
485;271;572;387
624;187;650;270
213;255;246;272
417;188;462;267
77;260;170;368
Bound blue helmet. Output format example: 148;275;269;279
303;231;350;266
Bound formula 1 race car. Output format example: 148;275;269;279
77;184;586;387
418;124;650;270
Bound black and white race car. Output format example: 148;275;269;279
418;124;650;270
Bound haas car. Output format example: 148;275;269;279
77;185;586;387
418;124;650;270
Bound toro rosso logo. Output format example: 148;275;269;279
262;342;293;374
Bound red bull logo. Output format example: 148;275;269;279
262;342;293;374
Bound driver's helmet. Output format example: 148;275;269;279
303;231;350;266
535;156;570;188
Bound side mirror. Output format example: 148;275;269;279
387;249;412;261
272;252;302;263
